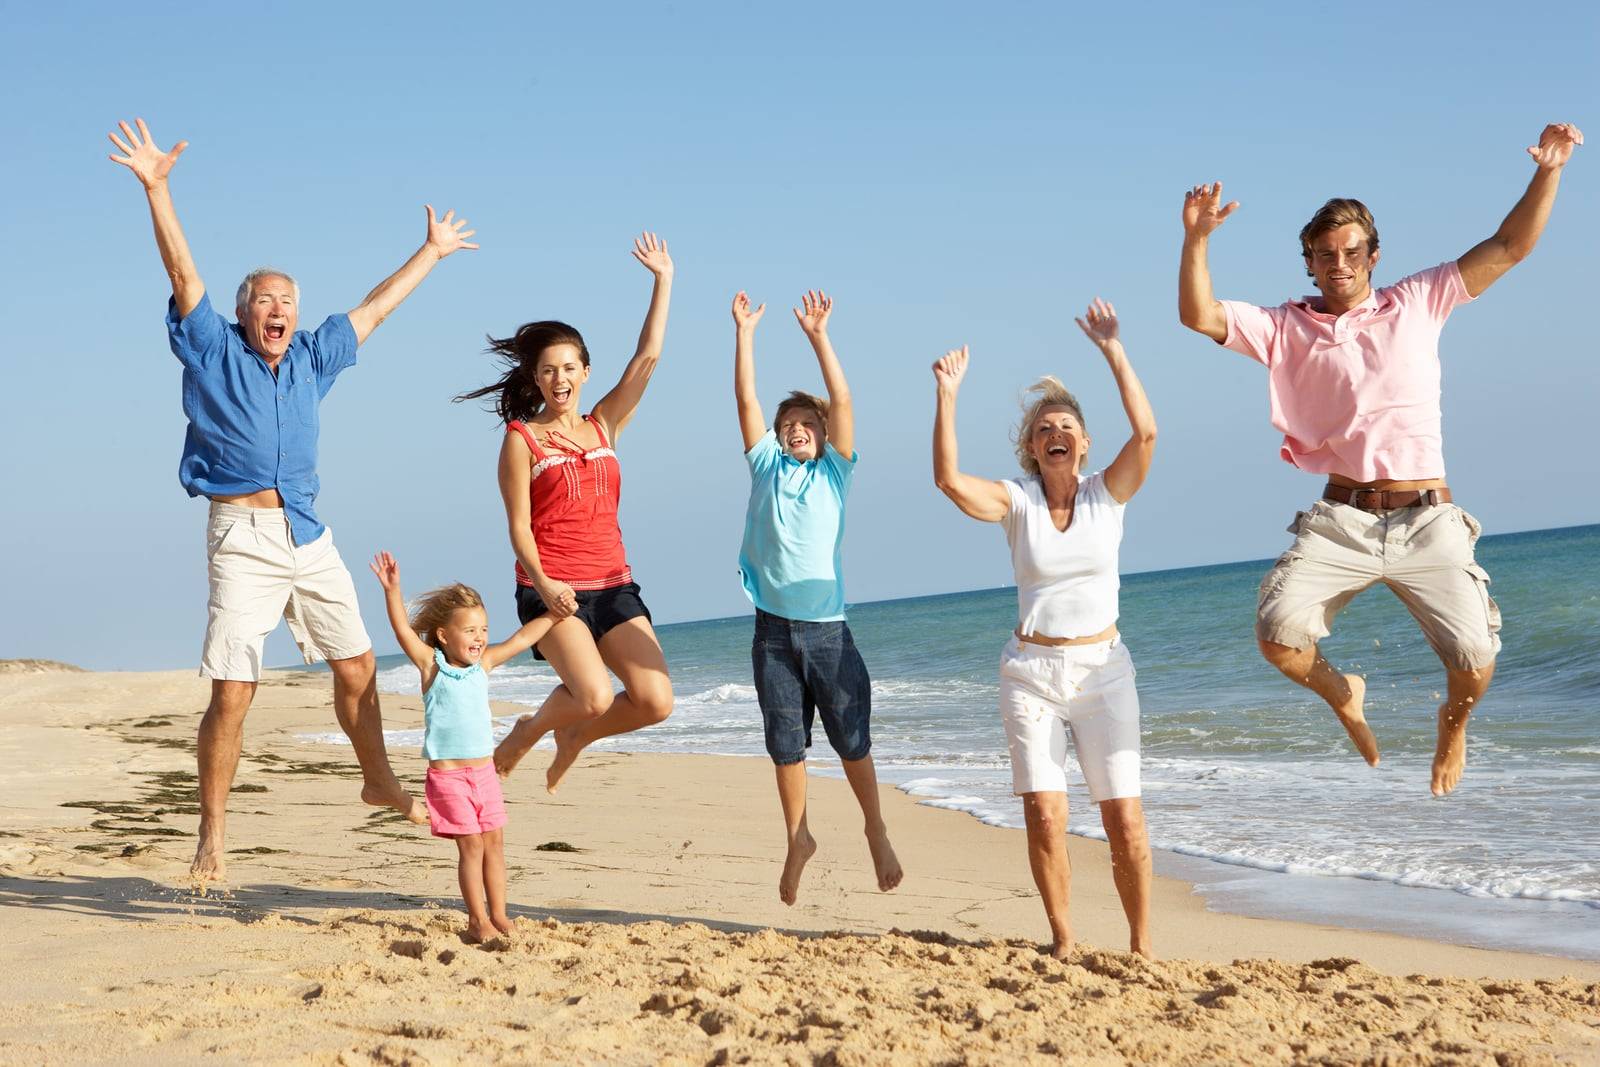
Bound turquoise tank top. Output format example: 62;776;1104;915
422;649;493;760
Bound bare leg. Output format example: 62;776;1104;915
1021;792;1073;959
192;679;255;883
482;828;513;935
1433;662;1494;797
454;833;494;942
1258;639;1378;765
544;618;674;793
1098;797;1153;957
494;618;616;779
327;652;425;824
775;761;817;905
839;755;902;892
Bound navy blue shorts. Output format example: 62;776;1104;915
752;609;872;765
515;581;652;661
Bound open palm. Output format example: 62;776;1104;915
107;118;186;189
1182;182;1238;237
793;289;833;336
424;205;479;258
631;231;673;277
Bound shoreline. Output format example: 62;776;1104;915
2;667;1597;1063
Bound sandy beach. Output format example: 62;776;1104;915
1;665;1596;1065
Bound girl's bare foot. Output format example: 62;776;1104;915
866;827;903;892
1333;673;1380;766
494;715;543;779
778;829;818;906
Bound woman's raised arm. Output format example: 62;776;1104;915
932;346;1011;523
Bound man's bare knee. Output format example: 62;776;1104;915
1258;637;1313;673
328;650;376;688
206;680;256;722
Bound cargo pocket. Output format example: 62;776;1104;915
1257;552;1302;605
1455;505;1484;545
1465;562;1502;641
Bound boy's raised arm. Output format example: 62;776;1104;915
732;291;767;451
794;290;853;457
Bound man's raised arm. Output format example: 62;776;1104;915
347;205;478;345
1457;123;1584;298
108;118;204;316
1178;181;1239;343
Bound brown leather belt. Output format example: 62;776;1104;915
1323;483;1451;511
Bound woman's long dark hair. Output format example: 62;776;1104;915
455;321;591;424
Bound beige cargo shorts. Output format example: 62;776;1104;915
1255;499;1501;671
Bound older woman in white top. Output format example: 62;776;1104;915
932;299;1158;960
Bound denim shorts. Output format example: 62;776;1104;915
515;581;653;661
752;609;872;765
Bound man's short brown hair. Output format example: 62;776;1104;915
1299;197;1380;266
773;390;829;432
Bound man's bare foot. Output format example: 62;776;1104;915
1431;707;1470;797
491;914;516;937
1049;936;1074;961
190;835;226;886
361;782;428;825
866;827;903;892
778;830;818;906
544;724;586;794
1333;673;1379;766
494;715;545;779
462;918;495;944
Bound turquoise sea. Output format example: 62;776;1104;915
303;523;1600;960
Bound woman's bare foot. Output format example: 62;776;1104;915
866;827;903;892
545;724;586;793
779;830;818;906
494;715;544;779
361;782;428;825
1333;673;1379;766
1431;707;1470;796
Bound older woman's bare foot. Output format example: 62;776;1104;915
1333;673;1379;766
779;830;818;906
1431;707;1470;796
361;782;427;825
494;715;544;779
866;826;902;892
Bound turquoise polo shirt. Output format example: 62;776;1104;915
738;431;856;623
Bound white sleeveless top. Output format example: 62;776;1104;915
1000;470;1125;638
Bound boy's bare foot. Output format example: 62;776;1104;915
1333;673;1379;766
866;827;902;892
190;832;226;885
545;724;585;794
494;715;544;779
361;782;427;825
778;830;818;906
1431;707;1470;797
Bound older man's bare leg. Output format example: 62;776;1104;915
328;651;426;824
192;680;256;883
1432;662;1494;797
1258;638;1378;765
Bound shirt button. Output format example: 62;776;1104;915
280;451;286;458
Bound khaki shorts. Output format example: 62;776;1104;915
1256;499;1501;671
200;502;372;681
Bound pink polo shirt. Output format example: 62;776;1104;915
1220;261;1474;481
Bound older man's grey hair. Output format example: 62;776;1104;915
235;268;301;316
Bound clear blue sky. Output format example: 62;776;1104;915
1;1;1594;670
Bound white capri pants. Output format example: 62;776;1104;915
997;635;1142;801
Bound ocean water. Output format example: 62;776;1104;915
301;523;1600;959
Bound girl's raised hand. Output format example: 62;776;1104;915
732;290;766;330
1075;297;1121;349
932;345;970;392
793;289;833;337
369;550;402;592
631;231;674;278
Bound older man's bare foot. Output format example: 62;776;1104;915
1333;673;1379;766
1431;708;1470;797
494;715;544;779
545;724;586;794
190;833;226;887
866;826;903;892
779;830;817;906
362;782;427;825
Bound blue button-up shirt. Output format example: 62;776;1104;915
167;292;358;545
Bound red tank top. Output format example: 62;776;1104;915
507;415;631;590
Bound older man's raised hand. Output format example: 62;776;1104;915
108;118;187;189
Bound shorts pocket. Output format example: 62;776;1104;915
1257;552;1302;603
1455;505;1484;543
1465;562;1502;633
206;518;246;560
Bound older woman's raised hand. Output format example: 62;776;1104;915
932;345;970;393
1075;298;1122;350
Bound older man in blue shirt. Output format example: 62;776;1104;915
109;117;478;882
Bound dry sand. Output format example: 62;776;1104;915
1;666;1596;1065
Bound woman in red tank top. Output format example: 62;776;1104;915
458;232;675;793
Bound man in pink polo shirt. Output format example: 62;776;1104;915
1177;122;1583;796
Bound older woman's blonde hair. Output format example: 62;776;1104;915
1012;376;1087;476
408;583;485;649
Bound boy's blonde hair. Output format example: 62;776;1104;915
1013;376;1087;476
774;390;829;432
408;583;485;649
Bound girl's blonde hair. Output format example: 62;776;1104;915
408;583;485;649
1012;376;1087;476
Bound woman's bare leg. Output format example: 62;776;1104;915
494;618;615;778
1098;796;1153;957
544;617;674;792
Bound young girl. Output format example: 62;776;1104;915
370;551;553;943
